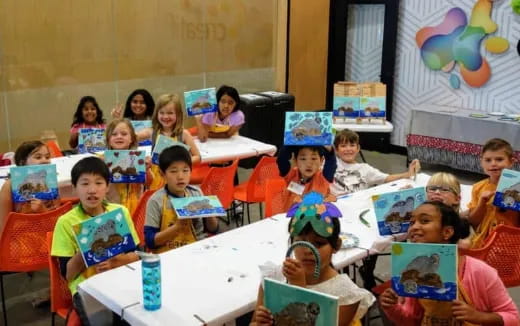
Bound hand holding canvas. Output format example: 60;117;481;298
254;305;274;326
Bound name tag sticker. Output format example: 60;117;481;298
287;181;305;195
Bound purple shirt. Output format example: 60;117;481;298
201;110;245;127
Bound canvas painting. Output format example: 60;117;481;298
78;128;106;153
284;112;333;146
359;97;386;118
130;120;152;146
151;135;190;165
104;150;146;184
184;87;218;116
264;278;338;326
391;242;457;301
493;169;520;212
333;96;360;118
372;187;426;236
171;195;226;218
10;164;59;203
72;207;137;267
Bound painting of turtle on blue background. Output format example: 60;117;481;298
391;242;457;301
372;187;426;236
333;96;360;118
264;278;339;326
493;169;520;212
151;135;190;165
78;128;106;153
10;164;59;203
171;195;226;218
184;87;218;116
73;207;137;267
104;150;146;184
284;112;333;146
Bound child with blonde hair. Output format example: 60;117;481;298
426;172;461;211
138;94;201;190
104;118;149;214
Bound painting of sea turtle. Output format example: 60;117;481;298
284;112;333;146
73;207;137;267
105;150;146;184
78;128;106;153
273;302;320;326
184;87;217;116
333;96;360;118
264;278;339;326
493;169;520;212
172;195;227;218
372;187;426;236
10;164;59;203
391;242;457;301
183;199;214;212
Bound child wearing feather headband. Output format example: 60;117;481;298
251;192;374;326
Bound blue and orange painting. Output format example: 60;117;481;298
184;87;218;116
10;164;59;203
78;128;106;153
391;242;457;301
172;195;226;218
151;135;190;165
284;112;333;146
493;169;520;212
333;96;360;118
131;120;152;146
104;150;146;184
73;208;136;267
416;0;510;88
372;187;426;236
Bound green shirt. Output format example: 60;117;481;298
51;203;140;294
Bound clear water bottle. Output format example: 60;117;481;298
141;253;161;311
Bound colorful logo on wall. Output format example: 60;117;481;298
416;0;510;89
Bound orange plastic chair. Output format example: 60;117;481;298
190;163;212;184
46;140;64;158
47;232;74;326
264;178;288;218
201;160;238;225
460;224;520;287
187;126;198;136
0;202;72;325
233;156;280;223
131;190;157;245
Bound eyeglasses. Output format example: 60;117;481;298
426;185;456;194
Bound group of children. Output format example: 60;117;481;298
0;85;519;324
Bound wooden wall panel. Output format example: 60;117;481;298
288;0;330;111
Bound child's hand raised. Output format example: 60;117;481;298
254;305;274;326
111;104;123;119
282;257;306;287
407;159;420;179
379;288;401;309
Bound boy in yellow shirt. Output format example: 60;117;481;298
51;156;140;325
468;138;520;248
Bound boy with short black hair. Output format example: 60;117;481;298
468;138;520;248
51;156;140;324
144;145;219;253
276;145;337;211
331;129;420;196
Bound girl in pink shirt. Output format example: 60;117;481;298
69;96;106;149
380;201;519;326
